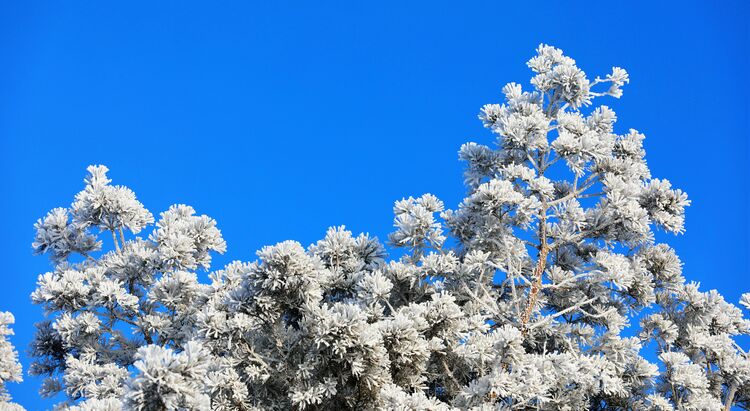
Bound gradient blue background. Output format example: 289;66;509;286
1;1;748;408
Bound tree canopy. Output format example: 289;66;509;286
11;45;750;410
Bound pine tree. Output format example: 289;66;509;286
25;45;750;410
0;312;24;410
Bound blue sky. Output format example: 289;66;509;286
1;1;748;408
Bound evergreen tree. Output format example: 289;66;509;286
0;312;24;410
24;45;750;410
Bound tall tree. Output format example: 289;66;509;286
27;45;749;410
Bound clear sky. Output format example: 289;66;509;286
1;1;748;408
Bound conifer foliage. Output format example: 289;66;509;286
0;312;23;410
16;45;750;410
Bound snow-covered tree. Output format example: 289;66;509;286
0;312;24;410
29;45;749;410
